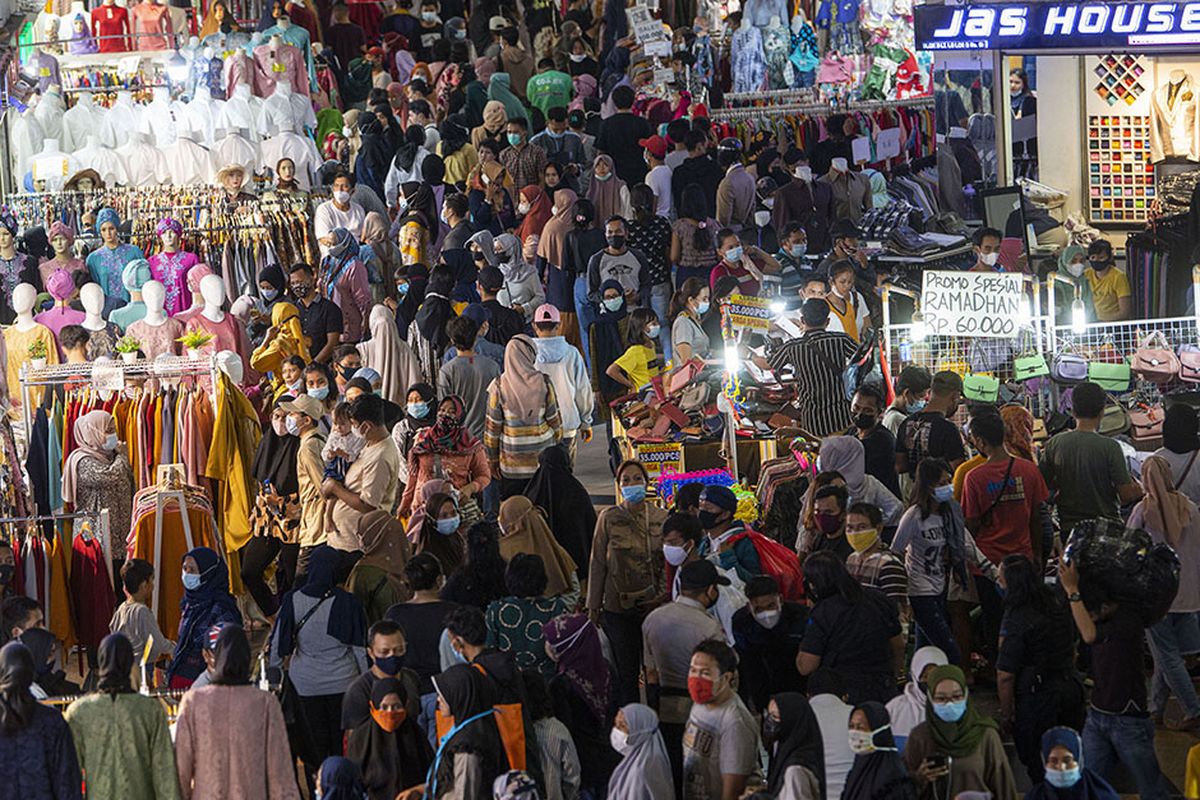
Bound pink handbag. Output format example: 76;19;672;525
1130;404;1164;441
1180;344;1200;383
1131;331;1180;384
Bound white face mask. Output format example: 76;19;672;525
663;543;689;566
848;725;894;754
754;608;781;629
980;251;999;266
1066;260;1085;277
794;165;813;182
518;201;531;215
610;727;631;755
754;210;771;228
333;190;351;204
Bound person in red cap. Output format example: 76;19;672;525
640;134;673;218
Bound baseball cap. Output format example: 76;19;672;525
280;394;325;421
800;297;831;326
489;14;508;30
534;303;561;324
354;366;381;386
366;46;384;59
638;134;668;160
478;265;504;292
717;136;742;152
699;485;738;514
462;303;491;327
679;560;732;591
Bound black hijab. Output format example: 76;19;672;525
396;263;429;334
259;263;286;296
250;397;302;495
767;692;826;799
440;248;479;303
841;702;916;800
0;642;36;735
357;114;395;200
96;634;135;695
592;278;629;399
395;124;427;173
347;677;434;797
274;545;368;657
415;265;457;348
405;382;437;427
523;446;595;577
433;664;506;780
400;181;438;231
439;114;471;159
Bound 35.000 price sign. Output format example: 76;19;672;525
920;270;1026;338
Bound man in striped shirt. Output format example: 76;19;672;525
844;502;908;612
760;297;856;436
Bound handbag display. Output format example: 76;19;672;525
1088;361;1132;393
1180;344;1200;383
962;373;1000;403
1014;351;1050;381
1130;403;1165;441
1098;399;1131;437
1051;346;1089;384
1131;331;1180;383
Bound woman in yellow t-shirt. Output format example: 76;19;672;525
605;307;663;391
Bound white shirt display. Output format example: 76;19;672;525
218;84;265;143
31;88;65;142
117;131;171;187
176;87;220;146
30;141;77;192
259;130;321;191
61;93;117;151
107;92;143;140
72;135;130;186
11;109;46;182
215;129;260;176
161;131;217;185
258;83;316;136
313;199;366;256
139;90;178;147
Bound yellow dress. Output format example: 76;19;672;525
203;373;261;593
4;324;59;407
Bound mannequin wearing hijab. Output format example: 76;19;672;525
38;221;83;291
148;217;198;317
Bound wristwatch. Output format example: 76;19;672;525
1067;592;1082;603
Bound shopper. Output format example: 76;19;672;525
346;677;433;800
608;703;674;800
484;334;564;498
843;702;916;800
1084;239;1132;322
886;646;948;752
680;640;758;800
1153;404;1200;505
485;554;571;679
895;371;967;478
1026;726;1120;800
397;395;491;521
165;547;241;689
731;576;806;714
0;642;82;799
531;303;594;465
438;316;502;441
762;692;825;800
761;298;856;436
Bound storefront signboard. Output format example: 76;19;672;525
915;2;1200;51
921;270;1026;337
725;294;774;332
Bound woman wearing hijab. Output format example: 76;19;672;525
18;628;78;698
348;677;434;800
0;642;82;799
251;303;312;399
269;544;368;783
608;703;674;800
493;233;545;324
390;263;428;335
356;112;396;203
64;634;179;799
1026;726;1120;800
484;335;564;499
360;212;403;300
241;398;303;618
346;510;413;623
1130;454;1200;732
462;59;494;128
1154;405;1200;505
398;395;491;518
488;72;529;125
536;188;579;323
586;154;630;222
409;264;458;383
61;409;133;597
411;492;469;580
166;547;241;688
391;381;437;492
176;625;298;799
842;702;917;800
320;228;374;344
398;181;440;266
1053;245;1094;325
387;126;431;204
253;263;287;329
903;664;1016;800
316;756;368;800
812;435;902;527
515;185;554;262
589;279;632;408
522;445;594;577
472;100;509;150
545;613;619;797
762;692;825;800
358;304;423;407
497;496;578;597
885;646;948;752
437;115;480;189
198;0;238;39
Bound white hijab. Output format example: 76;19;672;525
607;704;675;800
358;303;423;405
885;646;948;740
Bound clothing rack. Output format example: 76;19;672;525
710;96;934;120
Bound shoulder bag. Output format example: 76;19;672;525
1179;344;1200;383
1130;403;1165;442
1098;398;1131;437
1132;331;1181;384
277;591;333;725
1051;342;1089;384
962;372;1000;403
1088;360;1132;393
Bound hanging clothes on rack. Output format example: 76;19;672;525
203;372;260;594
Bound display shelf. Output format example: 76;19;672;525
1087;114;1155;223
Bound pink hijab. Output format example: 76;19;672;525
62;410;115;506
497;334;549;424
587;154;626;223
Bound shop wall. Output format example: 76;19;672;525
1035;56;1084;220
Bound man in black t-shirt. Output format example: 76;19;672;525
847;383;900;497
477;266;526;344
289;263;343;363
895;370;966;477
1060;559;1169;800
595;85;652;185
731;576;806;714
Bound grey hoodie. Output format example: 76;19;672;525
532;335;594;433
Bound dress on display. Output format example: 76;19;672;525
817;0;864;54
0;254;41;323
4;324;59;405
148;249;198;316
731;25;767;93
185;314;256;382
131;0;172;51
763;25;793;90
252;40;308;96
86;243;144;308
126;318;184;361
1150;73;1200;163
37;256;84;292
91;3;130;52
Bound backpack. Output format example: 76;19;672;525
435;663;528;771
727;529;805;601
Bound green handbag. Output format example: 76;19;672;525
1099;398;1131;436
1013;352;1050;381
1088;361;1132;393
963;373;1000;403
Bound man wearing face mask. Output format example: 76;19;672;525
440;192;473;252
281;394;329;582
289;263;344;363
1084;239;1132;321
661;513;746;645
531;107;586;174
772;149;833;253
882;366;932;436
696;485;762;583
817;218;868;275
641;559;727;791
715;137;755;232
314;170;366;258
775;222;811;289
805;485;851;560
332;344;363;395
477;267;527;345
730;576;807;714
681;640;759;800
340;620;421;731
586;216;652;307
848;383;901;497
895;370;967;478
968;226;1004;273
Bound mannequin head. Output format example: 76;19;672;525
96;208;121;248
277;158;296;184
156;217;182;251
122;258;152;299
214;350;243;384
12;284;36;316
80;283;105;317
200;274;226;309
48;222;73;258
143;281;166;316
217;165;246;196
0;226;15;255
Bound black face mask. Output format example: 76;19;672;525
854;413;876;430
607;235;626;250
762;716;781;746
340;365;358;382
291;284;311;299
0;564;12;584
1089;258;1111;271
697;509;724;530
472;250;487;263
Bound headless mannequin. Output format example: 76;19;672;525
187;274;256;382
32;139;72;192
81;283;107;331
35;270;85;337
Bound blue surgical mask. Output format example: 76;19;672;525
621;485;646;503
790;243;807;258
696;301;710;315
436;515;460;535
1045;767;1081;789
309;385;330;401
285;415;300;436
262;287;280;301
408;401;430;419
932;699;967;722
933;485;954;504
507;132;522;146
595;172;612;181
396;282;410;295
646;324;661;339
548;129;564;139
725;245;743;263
104;433;119;450
603;297;623;312
182;572;201;591
453;645;469;664
907;399;927;414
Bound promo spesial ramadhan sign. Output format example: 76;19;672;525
921;271;1026;338
915;2;1200;51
